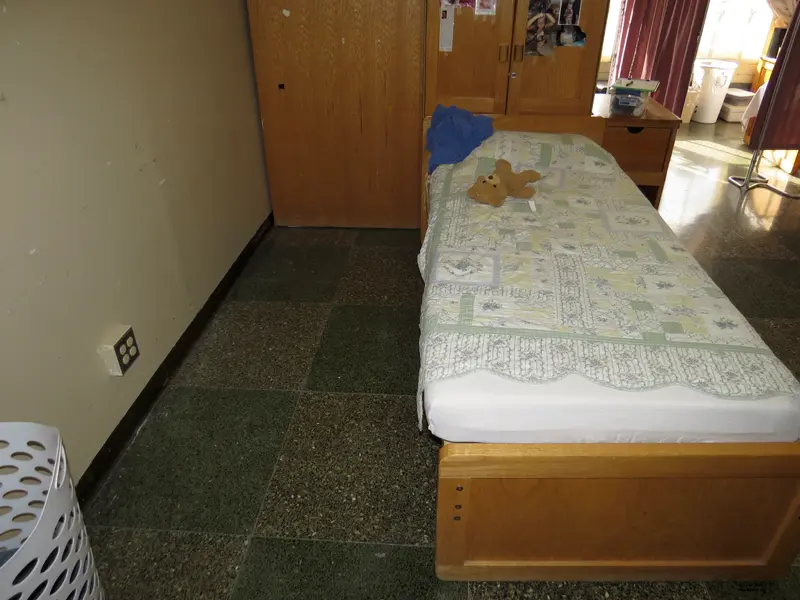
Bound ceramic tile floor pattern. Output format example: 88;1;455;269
85;122;800;599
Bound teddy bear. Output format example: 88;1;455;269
467;159;542;207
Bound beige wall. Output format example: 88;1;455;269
0;1;270;478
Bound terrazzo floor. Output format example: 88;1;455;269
85;121;800;599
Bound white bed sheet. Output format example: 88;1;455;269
425;370;800;443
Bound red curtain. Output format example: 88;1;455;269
751;3;800;150
610;0;710;116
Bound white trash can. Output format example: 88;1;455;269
692;59;738;123
0;423;103;600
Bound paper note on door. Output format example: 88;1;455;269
440;5;454;52
475;0;497;16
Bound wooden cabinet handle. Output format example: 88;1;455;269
498;44;509;63
512;44;523;62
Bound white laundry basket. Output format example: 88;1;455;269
0;423;103;600
681;88;700;123
692;59;738;123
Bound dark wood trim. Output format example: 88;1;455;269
76;214;274;505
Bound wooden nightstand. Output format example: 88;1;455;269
592;94;681;209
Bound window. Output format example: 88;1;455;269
697;0;774;61
601;0;623;60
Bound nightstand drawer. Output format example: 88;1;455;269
603;126;672;173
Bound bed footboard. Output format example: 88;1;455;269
436;443;800;581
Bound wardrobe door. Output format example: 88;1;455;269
424;0;516;115
506;0;609;115
248;0;423;227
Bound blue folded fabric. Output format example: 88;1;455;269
427;105;493;174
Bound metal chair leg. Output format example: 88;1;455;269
728;150;800;199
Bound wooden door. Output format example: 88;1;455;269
248;0;423;228
424;0;515;115
506;0;609;115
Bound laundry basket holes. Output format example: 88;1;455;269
69;560;80;584
61;537;73;562
54;453;67;490
40;547;58;572
27;580;47;600
50;568;67;594
1;426;102;600
12;513;36;523
1;528;22;542
11;558;38;585
52;514;65;539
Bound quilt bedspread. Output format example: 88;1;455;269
417;131;798;423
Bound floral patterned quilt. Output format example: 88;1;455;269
417;131;799;425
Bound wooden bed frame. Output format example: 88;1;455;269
421;115;800;581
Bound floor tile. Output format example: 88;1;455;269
749;318;800;378
230;243;351;302
692;227;798;261
470;580;710;600
305;305;420;394
232;538;465;600
88;388;296;532
173;301;329;389
90;527;246;600
696;258;800;319
706;569;800;600
779;232;800;260
256;393;437;545
356;228;421;248
269;226;357;246
335;247;424;306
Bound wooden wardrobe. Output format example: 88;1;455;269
425;0;609;116
248;0;424;228
247;0;609;227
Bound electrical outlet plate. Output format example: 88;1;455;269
98;325;140;376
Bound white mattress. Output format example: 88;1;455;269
425;370;800;443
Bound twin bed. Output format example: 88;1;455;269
418;115;800;581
